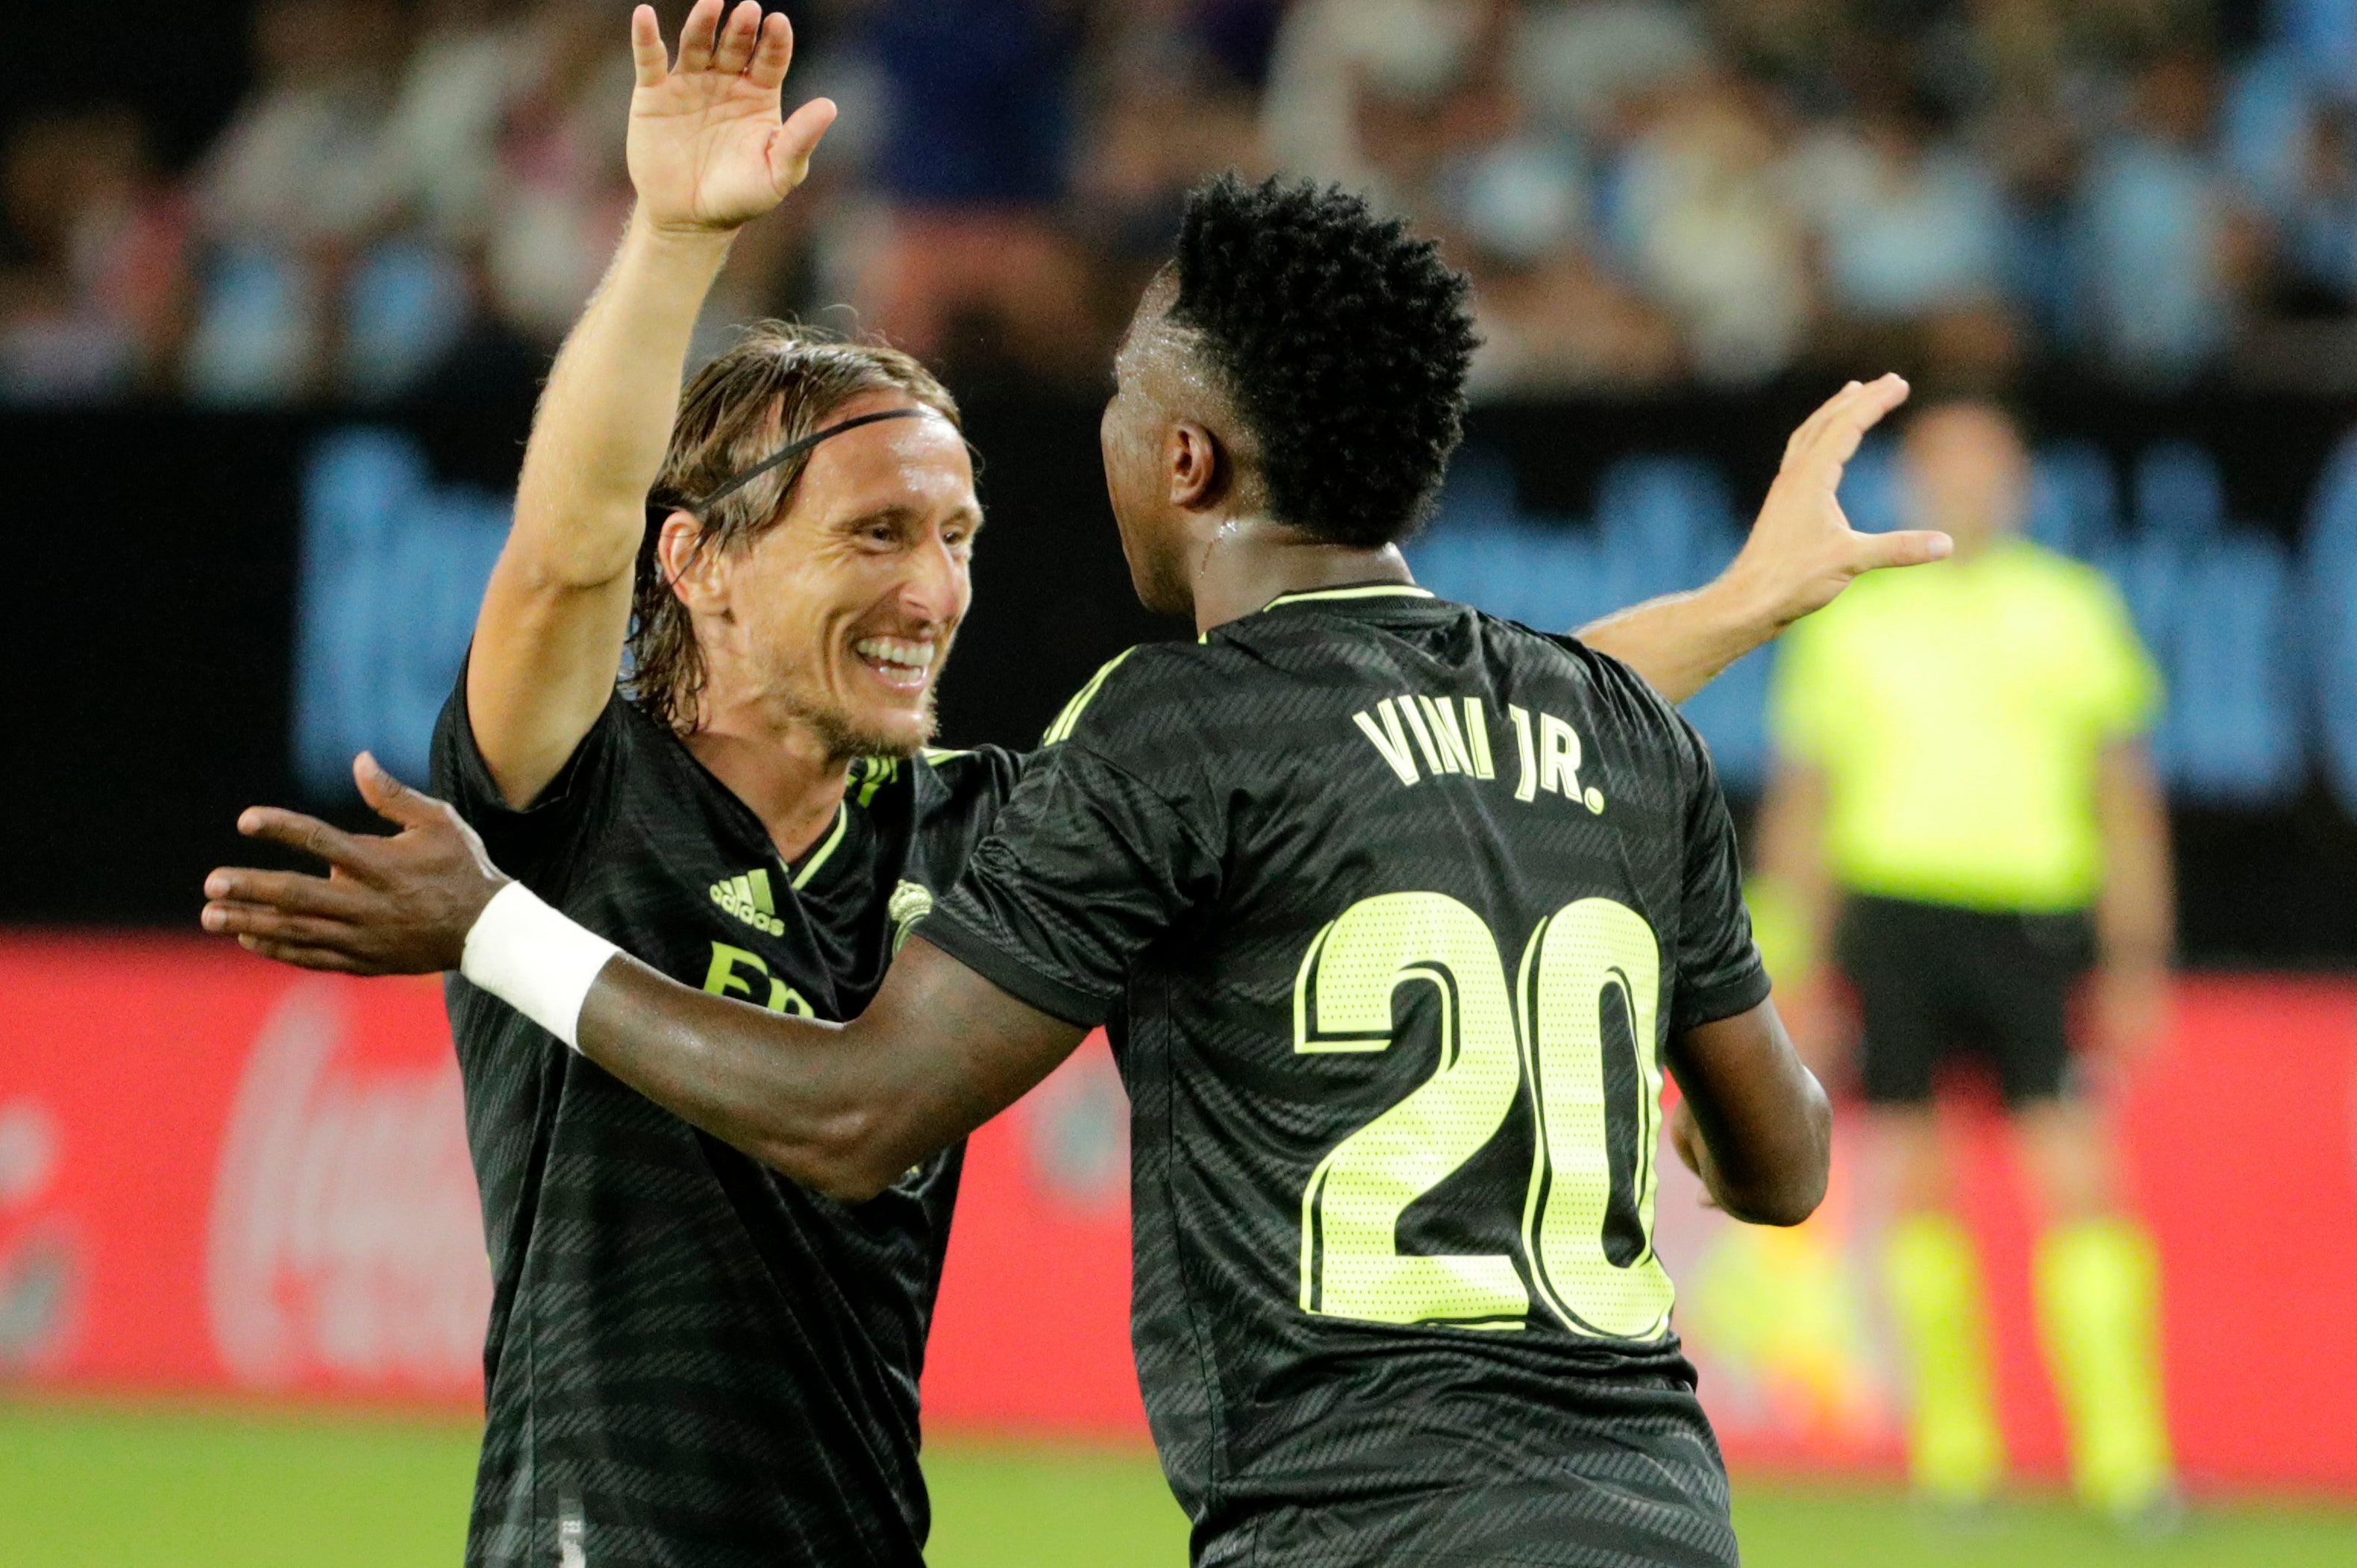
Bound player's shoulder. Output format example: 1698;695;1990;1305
1481;609;1692;727
1039;641;1235;748
900;743;1031;812
1997;539;2129;613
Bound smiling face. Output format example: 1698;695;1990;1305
674;392;980;759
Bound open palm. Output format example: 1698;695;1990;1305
1732;374;1951;628
626;0;838;235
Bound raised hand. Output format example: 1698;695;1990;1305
201;753;511;976
626;0;838;236
1726;374;1951;630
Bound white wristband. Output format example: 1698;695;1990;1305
460;882;622;1051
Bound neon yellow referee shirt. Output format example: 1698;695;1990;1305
1768;538;2161;912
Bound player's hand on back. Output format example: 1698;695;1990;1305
627;0;838;236
201;753;510;976
1725;374;1953;631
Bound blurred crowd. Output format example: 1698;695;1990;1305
8;0;2357;407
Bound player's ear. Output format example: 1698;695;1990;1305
657;511;721;606
1166;421;1223;511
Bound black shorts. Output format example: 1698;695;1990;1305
1835;894;2092;1108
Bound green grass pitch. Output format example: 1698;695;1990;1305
4;1399;2352;1566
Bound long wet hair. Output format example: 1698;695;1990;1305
629;322;960;735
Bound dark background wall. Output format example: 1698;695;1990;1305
10;389;2357;966
1;3;256;172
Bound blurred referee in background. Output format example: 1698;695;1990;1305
1755;398;2176;1525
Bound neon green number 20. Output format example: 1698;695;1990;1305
1295;892;1674;1338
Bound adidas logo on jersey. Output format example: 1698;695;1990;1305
710;868;786;936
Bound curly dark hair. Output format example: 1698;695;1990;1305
1169;175;1477;549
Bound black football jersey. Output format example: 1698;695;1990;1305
921;585;1768;1568
431;671;1021;1568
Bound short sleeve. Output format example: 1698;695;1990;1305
918;739;1221;1028
2073;574;2162;742
1668;722;1773;1033
428;656;625;884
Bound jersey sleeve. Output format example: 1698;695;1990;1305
428;655;625;884
2072;572;2163;742
917;659;1221;1029
1668;719;1774;1033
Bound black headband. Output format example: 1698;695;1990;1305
675;406;933;518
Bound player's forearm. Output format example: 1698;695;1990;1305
509;212;736;589
1715;1070;1831;1227
1668;1003;1832;1226
567;935;1084;1203
2094;743;2174;968
576;953;917;1201
1576;575;1776;706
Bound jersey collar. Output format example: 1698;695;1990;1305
786;800;851;891
1256;582;1436;615
1200;583;1440;642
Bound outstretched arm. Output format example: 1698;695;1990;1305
470;1;837;806
583;935;1084;1198
203;756;1085;1201
1577;375;1949;703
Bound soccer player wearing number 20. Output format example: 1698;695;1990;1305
207;174;1927;1565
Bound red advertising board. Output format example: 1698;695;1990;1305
3;935;2353;1490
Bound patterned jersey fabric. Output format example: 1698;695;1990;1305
433;671;1022;1567
922;586;1768;1567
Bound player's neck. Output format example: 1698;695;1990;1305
1189;516;1415;634
1945;525;2011;563
681;696;853;865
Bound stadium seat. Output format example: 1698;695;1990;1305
2162;538;2304;803
1416;448;1604;630
1833;436;1904;536
2106;444;2303;804
342;240;471;403
183;244;316;408
2133;442;2228;545
2029;440;2122;561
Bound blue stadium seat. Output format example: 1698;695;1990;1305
2224;46;2314;215
343;240;470;402
2133;442;2227;544
2028;439;2120;560
2100;442;2302;804
1417;449;1601;630
184;244;314;407
1834;435;1904;535
2159;537;2303;803
292;429;508;797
